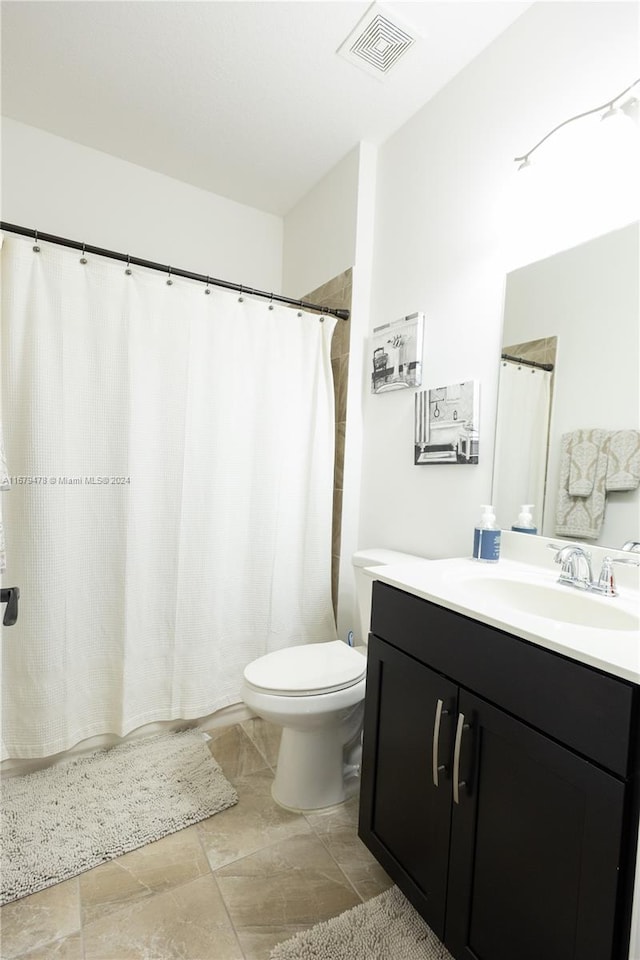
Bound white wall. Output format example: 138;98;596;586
283;145;359;298
336;143;377;643
358;1;639;561
1;118;283;290
284;142;378;643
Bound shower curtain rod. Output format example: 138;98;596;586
501;352;554;372
0;222;350;321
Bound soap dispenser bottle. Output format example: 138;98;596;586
512;504;537;535
472;505;501;562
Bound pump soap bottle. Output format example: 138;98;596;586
472;505;501;562
512;504;537;535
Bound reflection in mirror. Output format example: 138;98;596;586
493;221;639;549
493;339;556;535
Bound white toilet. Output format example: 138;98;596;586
241;548;423;811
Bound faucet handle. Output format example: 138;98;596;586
595;555;640;597
622;540;640;553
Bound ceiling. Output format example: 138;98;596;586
1;1;532;216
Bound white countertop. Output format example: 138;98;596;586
364;534;640;685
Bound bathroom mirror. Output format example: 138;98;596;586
492;221;639;548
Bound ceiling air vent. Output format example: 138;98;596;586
338;3;417;80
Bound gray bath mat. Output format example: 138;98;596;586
270;886;454;960
0;730;237;905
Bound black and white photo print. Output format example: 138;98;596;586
371;312;424;394
415;380;480;464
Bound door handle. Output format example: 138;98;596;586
453;711;470;804
432;698;449;787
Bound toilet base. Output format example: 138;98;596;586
272;771;360;813
271;722;360;812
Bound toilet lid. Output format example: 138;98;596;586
243;640;366;696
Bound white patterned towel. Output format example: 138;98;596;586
567;428;608;497
555;431;609;539
606;430;640;491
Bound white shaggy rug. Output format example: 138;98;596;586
0;730;237;905
270;887;454;960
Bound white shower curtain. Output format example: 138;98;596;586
0;234;338;759
492;360;552;532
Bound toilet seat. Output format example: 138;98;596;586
243;640;366;697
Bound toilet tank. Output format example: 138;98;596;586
352;548;427;645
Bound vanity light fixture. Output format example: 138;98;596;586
515;77;640;169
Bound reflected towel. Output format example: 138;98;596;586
555;431;609;539
606;430;640;491
567;429;608;497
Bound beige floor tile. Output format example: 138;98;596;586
305;796;393;900
11;933;84;960
79;824;211;925
304;794;360;832
215;832;360;930
204;724;268;780
341;858;394;901
198;769;310;871
239;718;282;770
6;720;392;960
82;874;243;960
0;879;81;960
233;923;316;960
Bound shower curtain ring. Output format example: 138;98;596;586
238;285;244;303
204;276;211;295
268;293;274;311
297;299;304;318
125;255;132;276
166;266;173;286
33;230;40;253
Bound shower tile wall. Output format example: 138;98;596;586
503;336;557;370
302;270;352;619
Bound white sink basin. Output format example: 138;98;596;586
456;576;640;631
366;549;640;684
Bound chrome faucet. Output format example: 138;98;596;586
591;555;640;597
548;542;640;596
548;543;593;589
622;541;640;554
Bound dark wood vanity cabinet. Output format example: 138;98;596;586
359;581;640;960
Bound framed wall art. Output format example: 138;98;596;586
371;312;424;394
414;380;480;464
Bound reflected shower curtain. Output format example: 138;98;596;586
0;235;337;758
492;360;551;532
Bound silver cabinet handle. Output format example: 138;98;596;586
453;712;470;804
432;698;449;787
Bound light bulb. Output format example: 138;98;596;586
621;96;640;126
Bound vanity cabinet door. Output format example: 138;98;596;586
444;690;626;960
359;633;458;938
